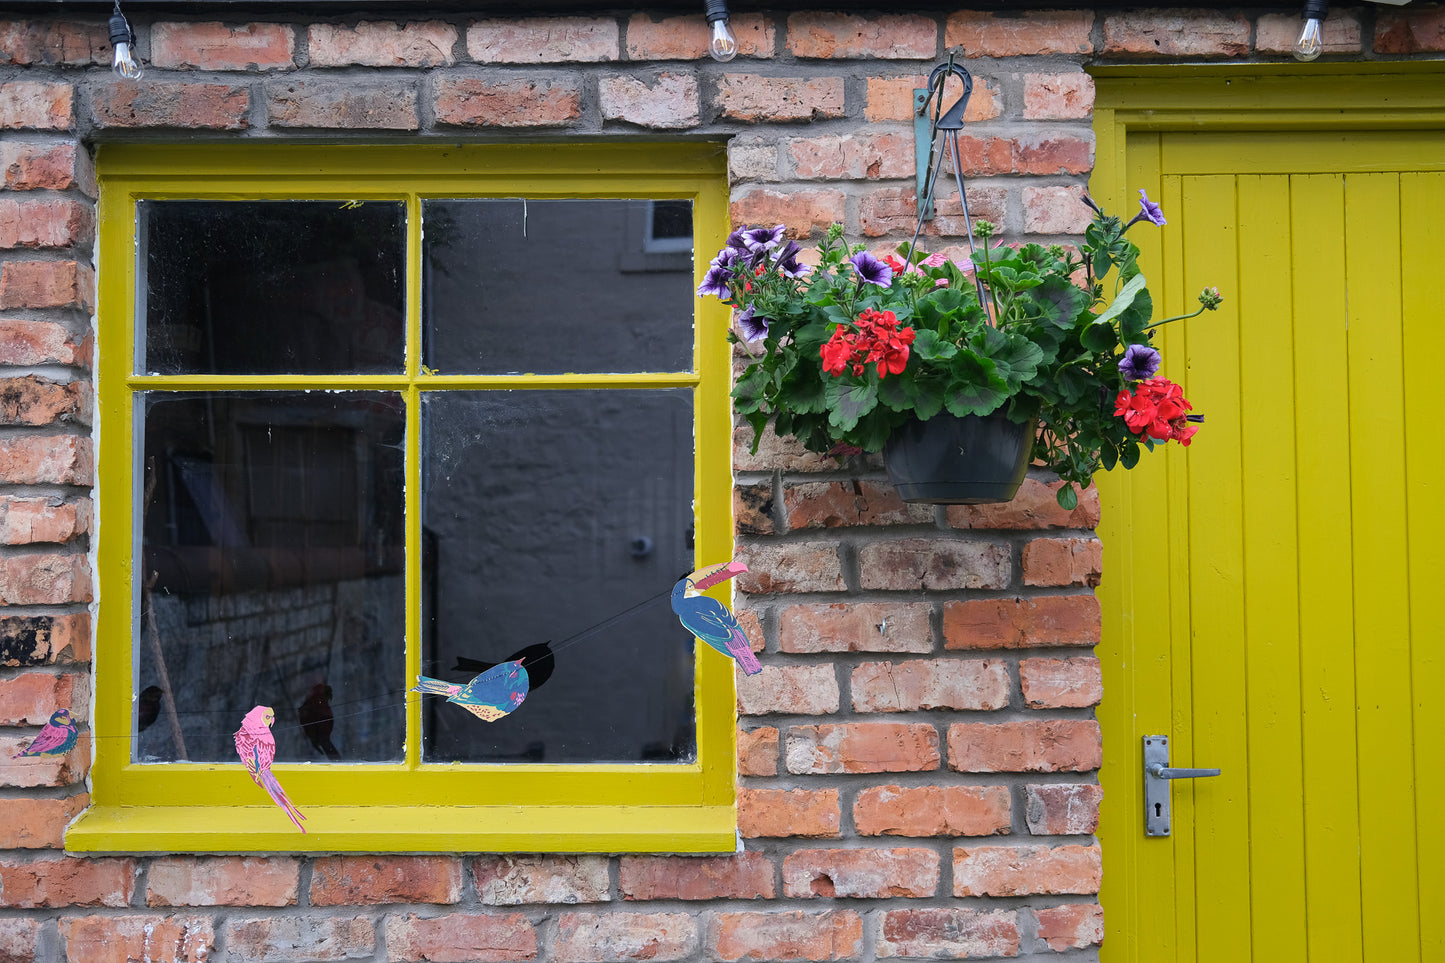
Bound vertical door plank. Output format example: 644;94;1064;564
1290;174;1365;963
1177;174;1251;963
1401;171;1445;963
1233;173;1308;960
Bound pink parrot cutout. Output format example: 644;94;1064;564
672;561;761;675
234;705;307;833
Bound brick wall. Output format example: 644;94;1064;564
2;4;1442;961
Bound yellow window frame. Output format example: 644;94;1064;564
69;142;738;853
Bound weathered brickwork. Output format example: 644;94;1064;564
0;5;1434;961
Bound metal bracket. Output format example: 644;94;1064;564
1143;735;1222;837
913;88;934;221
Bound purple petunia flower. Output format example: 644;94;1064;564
725;228;751;251
773;240;810;278
697;263;734;298
849;250;894;287
1118;343;1162;382
741;224;785;253
711;246;745;271
1137;189;1166;226
735;305;770;343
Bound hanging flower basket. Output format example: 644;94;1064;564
882;409;1034;504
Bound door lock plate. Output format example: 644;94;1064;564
1143;735;1222;836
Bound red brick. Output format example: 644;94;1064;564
1101;12;1250;57
851;658;1009;712
1022;537;1102;587
728;139;779;183
1258;12;1361;55
0;670;87;725
786;13;936;59
857;537;1010;591
948;720;1102;773
858;185;1007;239
0;320;89;366
308;21;456;67
782;479;929;529
733;606;764;656
738;664;839;716
947;476;1099;529
1025;783;1103;836
953;843;1101;896
0;143;90;193
0;200;92;250
0;856;135;907
1035;903;1105;951
146;856;299;907
1374;8;1445;53
0;496;89;545
620;853;774;901
735;541;845;594
385;913;536;963
854;784;1011;837
783;847;938;898
945;10;1093;56
309;856;462;906
151;22;294;70
1023;72;1095;120
865;73;999;123
708;911;862;962
1024;185;1092;236
739;726;778;776
0;260;92;310
0;613;89;666
471;855;609;905
1019;656;1102;709
778;601;931;654
789;132;913;181
553;913;698;963
266;80;417;129
942;595;1100;650
59;915;213;963
786;722;940;774
716;75;845;123
626;13;773;60
733;421;836;471
0;918;38;961
877;908;1019;958
0;20;109;65
729;190;847;241
224;917;374;962
1013;133;1093;176
738;787;841;839
90;83;250;130
467;18;619;63
734;482;774;536
600;72;699;129
0;793;87;848
0;436;90;487
0;377;88;427
434;77;581;128
0;552;90;605
0;83;72;130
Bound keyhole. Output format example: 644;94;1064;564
1154;802;1162;817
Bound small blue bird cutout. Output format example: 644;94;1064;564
413;659;530;722
12;708;78;759
673;561;762;675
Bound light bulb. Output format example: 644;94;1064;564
708;17;738;62
1294;17;1323;61
113;42;142;79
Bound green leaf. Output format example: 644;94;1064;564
825;380;879;432
877;373;916;412
911;328;957;361
1055;484;1079;510
992;334;1045;389
1118;289;1155;345
1031;276;1091;330
1080;321;1118;354
1094;272;1147;327
942;352;1008;417
1054;365;1096;405
1120;439;1141;469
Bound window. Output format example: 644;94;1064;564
71;144;736;852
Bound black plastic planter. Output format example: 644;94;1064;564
882;411;1035;504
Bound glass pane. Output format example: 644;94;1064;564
135;392;406;763
139;201;405;375
421;389;696;763
422;200;693;375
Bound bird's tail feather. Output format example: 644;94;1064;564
258;769;307;833
411;676;461;696
728;629;763;676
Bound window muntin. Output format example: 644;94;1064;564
82;144;735;852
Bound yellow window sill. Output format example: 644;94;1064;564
66;804;738;854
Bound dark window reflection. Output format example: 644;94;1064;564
421;389;696;764
140;201;405;375
136;392;406;763
422;199;693;375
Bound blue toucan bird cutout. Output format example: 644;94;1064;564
673;561;762;675
413;659;530;722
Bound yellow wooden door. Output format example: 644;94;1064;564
1096;75;1445;963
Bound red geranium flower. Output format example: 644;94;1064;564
1115;377;1197;444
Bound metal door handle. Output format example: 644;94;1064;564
1143;735;1221;836
1147;764;1222;780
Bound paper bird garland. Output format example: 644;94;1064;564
11;708;78;759
672;561;761;675
234;705;307;833
413;659;530;722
